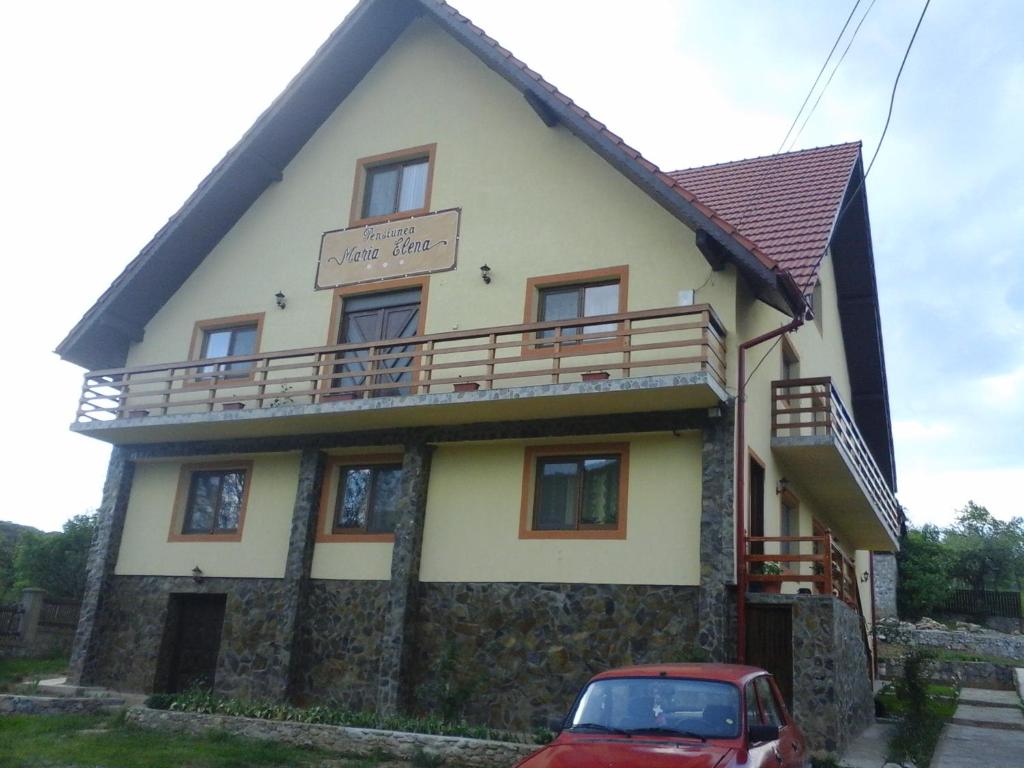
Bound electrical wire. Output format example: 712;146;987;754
744;334;785;390
776;0;862;154
784;0;879;153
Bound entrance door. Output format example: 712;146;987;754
165;594;226;693
746;603;794;708
335;288;422;397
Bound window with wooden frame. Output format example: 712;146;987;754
189;314;264;384
350;144;436;227
523;266;628;354
168;461;252;542
317;456;404;542
780;335;800;382
519;444;629;540
779;489;800;571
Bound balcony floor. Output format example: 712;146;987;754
73;372;728;445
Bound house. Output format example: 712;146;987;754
59;0;900;754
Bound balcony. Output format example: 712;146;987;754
72;305;728;444
745;532;861;610
771;377;900;550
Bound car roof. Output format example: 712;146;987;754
589;663;768;685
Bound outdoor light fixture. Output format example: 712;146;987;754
275;291;287;309
192;565;205;584
480;264;492;284
860;570;870;583
775;477;789;494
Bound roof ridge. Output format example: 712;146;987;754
669;141;863;175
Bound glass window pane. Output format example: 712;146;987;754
745;682;762;726
535;460;579;530
336;468;370;529
582;283;619;337
226;327;257;372
580;457;619;525
185;473;220;533
755;678;783;726
216;471;245;531
539;288;580;341
364;166;400;217
369;466;403;533
398;160;429;212
203;330;232;359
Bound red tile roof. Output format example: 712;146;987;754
670;143;862;292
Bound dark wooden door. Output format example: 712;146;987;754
746;603;793;708
336;289;421;396
167;594;226;693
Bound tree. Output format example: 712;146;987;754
896;524;953;619
13;513;97;600
944;502;1024;592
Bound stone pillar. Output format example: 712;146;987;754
282;448;327;700
377;441;433;715
19;588;46;646
872;552;898;620
697;401;736;661
67;447;135;685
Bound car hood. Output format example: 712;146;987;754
519;738;734;768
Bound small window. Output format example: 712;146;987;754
521;444;629;539
780;490;800;564
781;336;800;382
170;462;252;541
189;314;263;383
333;463;403;534
538;282;620;343
351;145;435;225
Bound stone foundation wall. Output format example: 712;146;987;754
295;579;390;710
876;623;1024;662
872;553;898;620
877;657;1015;690
89;575;292;699
411;582;702;731
750;594;874;755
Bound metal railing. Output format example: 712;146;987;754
76;304;727;422
771;377;900;543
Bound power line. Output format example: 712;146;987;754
776;0;862;154
784;0;879;153
833;0;933;231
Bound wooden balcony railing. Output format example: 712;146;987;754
771;377;900;542
746;532;860;610
76;304;726;423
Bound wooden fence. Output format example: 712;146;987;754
941;589;1022;619
0;604;23;636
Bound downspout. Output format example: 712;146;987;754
735;313;804;664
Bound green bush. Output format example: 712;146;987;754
156;686;545;744
886;649;955;767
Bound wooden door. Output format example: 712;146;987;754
745;603;793;708
166;594;226;693
336;288;422;396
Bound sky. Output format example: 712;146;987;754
0;1;1020;532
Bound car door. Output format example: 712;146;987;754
755;675;807;768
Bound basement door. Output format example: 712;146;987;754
334;288;422;397
745;603;794;708
165;594;226;693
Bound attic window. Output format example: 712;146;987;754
351;144;436;226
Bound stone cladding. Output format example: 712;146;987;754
410;582;701;731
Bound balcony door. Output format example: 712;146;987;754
335;288;422;397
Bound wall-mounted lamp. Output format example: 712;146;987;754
191;565;205;584
275;291;287;309
775;477;789;495
479;264;492;284
860;570;870;583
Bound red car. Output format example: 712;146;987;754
517;664;808;768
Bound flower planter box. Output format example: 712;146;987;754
321;392;359;402
126;409;150;418
454;381;481;392
581;371;610;381
222;402;245;411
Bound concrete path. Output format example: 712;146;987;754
931;685;1024;768
838;721;897;767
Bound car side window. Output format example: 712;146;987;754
755;677;784;728
745;681;762;725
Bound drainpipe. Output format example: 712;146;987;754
735;314;804;664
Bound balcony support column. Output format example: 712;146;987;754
697;400;736;661
67;447;135;685
377;440;434;716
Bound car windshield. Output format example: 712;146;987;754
569;677;741;739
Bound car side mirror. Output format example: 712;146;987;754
748;723;780;744
547;715;566;733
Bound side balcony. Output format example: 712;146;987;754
745;532;862;610
72;305;728;444
771;377;901;550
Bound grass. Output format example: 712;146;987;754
0;654;67;691
0;712;381;768
879;643;1020;667
876;682;958;718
